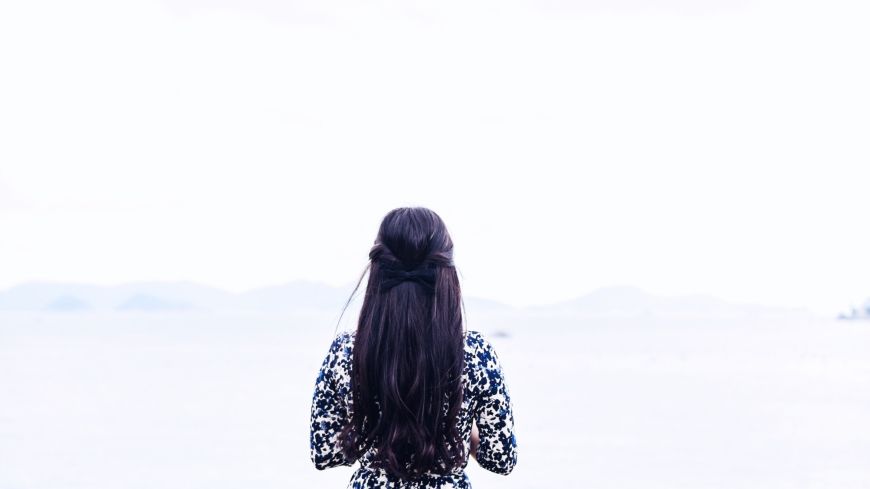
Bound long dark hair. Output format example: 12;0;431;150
338;207;466;478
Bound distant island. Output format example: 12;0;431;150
838;299;870;320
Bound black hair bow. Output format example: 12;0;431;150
379;262;437;292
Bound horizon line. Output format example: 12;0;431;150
0;278;825;314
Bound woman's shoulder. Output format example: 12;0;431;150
327;330;354;347
463;330;500;363
462;330;508;400
463;329;487;350
322;331;355;369
463;330;492;352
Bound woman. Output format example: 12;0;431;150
309;207;517;488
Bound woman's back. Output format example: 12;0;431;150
310;329;517;488
308;207;517;487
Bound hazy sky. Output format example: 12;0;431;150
1;0;868;314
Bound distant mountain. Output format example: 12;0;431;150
0;280;358;313
236;281;355;312
112;282;231;309
116;294;191;311
43;295;91;312
0;283;108;310
463;296;515;313
0;281;230;312
531;286;805;318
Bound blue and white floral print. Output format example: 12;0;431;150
310;330;517;488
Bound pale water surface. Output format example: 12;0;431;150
1;311;869;488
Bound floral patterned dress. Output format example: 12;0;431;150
310;330;517;488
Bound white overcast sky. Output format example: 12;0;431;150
1;0;868;314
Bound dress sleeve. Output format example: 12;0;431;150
473;337;518;475
309;333;355;470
